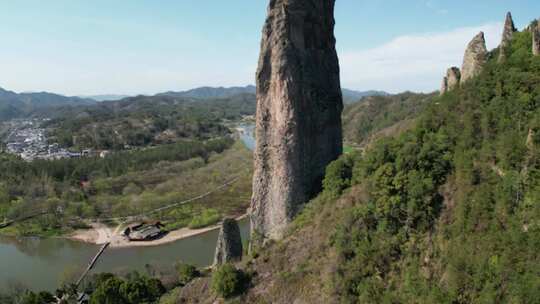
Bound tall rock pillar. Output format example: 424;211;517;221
461;32;488;82
251;0;343;244
498;12;517;62
533;22;540;56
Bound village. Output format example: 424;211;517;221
2;119;107;161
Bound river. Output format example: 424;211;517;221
0;125;255;292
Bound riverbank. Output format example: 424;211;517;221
69;214;248;248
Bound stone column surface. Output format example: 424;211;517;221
461;32;488;82
213;218;243;266
440;76;448;95
446;67;461;91
251;0;343;244
533;22;540;56
498;12;517;62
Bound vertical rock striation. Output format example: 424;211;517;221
446;67;461;91
251;0;343;244
499;12;517;62
440;76;449;95
213;218;243;266
440;67;460;95
533;22;540;56
461;32;488;82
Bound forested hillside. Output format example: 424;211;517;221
342;92;434;146
0;94;257;237
0;88;96;121
172;23;540;304
44;93;256;150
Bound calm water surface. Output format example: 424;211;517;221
0;217;249;292
0;127;254;292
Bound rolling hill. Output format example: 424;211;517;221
0;87;96;120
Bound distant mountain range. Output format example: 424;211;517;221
159;85;388;103
341;88;389;104
81;94;131;102
0;85;389;121
158;85;257;99
0;87;96;121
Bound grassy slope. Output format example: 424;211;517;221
342;92;434;147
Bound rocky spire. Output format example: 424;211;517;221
446;67;461;90
440;67;461;95
251;0;343;245
499;12;517;62
440;77;449;95
213;218;243;266
461;32;488;82
533;22;540;56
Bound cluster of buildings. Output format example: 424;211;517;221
4;120;77;161
3;119;109;161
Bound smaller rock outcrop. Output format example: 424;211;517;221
213;218;243;266
440;67;461;95
499;12;517;62
446;67;461;90
533;22;540;56
461;32;488;82
440;77;449;95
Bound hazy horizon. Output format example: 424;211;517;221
1;0;540;96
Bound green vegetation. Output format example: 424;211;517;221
211;264;247;299
188;208;221;229
323;29;540;303
85;272;165;304
176;262;199;285
18;291;56;304
342;92;434;146
322;156;354;198
342;145;355;154
0;93;256;237
44;94;255;150
0;139;252;236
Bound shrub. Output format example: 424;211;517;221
20;291;56;304
188;208;221;229
88;272;165;304
322;155;354;197
211;264;246;298
176;262;199;285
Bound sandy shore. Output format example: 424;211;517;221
69;214;248;248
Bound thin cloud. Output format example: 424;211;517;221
339;22;503;93
426;1;449;15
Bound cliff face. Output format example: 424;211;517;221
499;12;517;61
461;32;488;82
440;67;461;95
533;22;540;56
446;67;461;90
251;0;343;243
440;76;449;95
213;218;243;266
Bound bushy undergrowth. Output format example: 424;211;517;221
176;262;199;285
323;29;540;303
211;264;248;299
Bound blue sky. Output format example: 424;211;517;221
0;0;539;95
